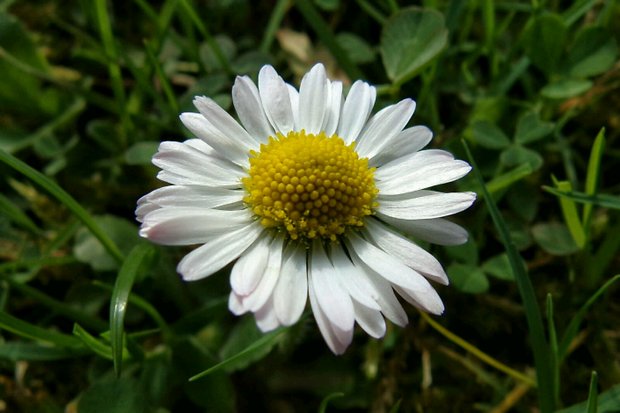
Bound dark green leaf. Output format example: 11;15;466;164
481;254;515;281
470;120;511;150
124;141;159;165
337;32;375;64
381;7;448;86
447;264;489;294
567;27;618;78
541;78;593;99
531;222;579;256
500;145;543;170
523;13;567;76
78;377;148;413
74;215;140;271
514;111;554;144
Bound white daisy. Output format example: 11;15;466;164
137;63;475;354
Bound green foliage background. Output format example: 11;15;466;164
0;0;619;412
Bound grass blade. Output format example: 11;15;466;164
318;392;345;413
558;274;620;361
587;371;598;413
419;311;536;387
546;294;560;406
0;311;82;348
6;278;107;331
260;0;291;53
463;140;554;413
94;281;169;336
93;0;131;140
583;128;605;235
0;149;124;263
542;187;620;210
552;177;586;249
110;244;155;376
0;342;90;361
0;192;41;233
189;328;285;382
73;323;114;360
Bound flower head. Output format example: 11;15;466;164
137;63;476;354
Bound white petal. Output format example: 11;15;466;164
239;236;284;312
330;246;381;311
337;80;376;144
352;300;386;339
298;63;328;134
258;65;295;134
377;191;477;220
371;125;434;165
178;222;264;281
309;242;355;333
378;215;470;246
287;84;300;129
153;140;243;187
136;186;243;222
228;291;247;315
346;232;440;311
377;160;472;196
232;75;274;143
322;81;342;136
273;243;308;326
349;260;408;327
139;208;251;245
375;149;456;181
255;295;280;332
355;99;416;159
364;219;448;285
179;112;250;168
230;234;271;296
394;286;444;315
194;96;258;147
308;278;353;355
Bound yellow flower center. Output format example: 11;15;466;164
242;130;378;241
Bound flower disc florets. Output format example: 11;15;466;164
242;130;378;241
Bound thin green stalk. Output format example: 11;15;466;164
420;311;536;387
0;150;125;263
546;294;560;407
6;279;107;331
179;0;233;75
355;0;387;24
463;141;554;413
144;40;179;115
260;0;292;53
294;0;364;80
93;281;170;338
558;274;620;361
93;0;131;143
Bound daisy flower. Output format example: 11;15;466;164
136;63;475;354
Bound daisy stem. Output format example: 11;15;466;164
419;311;536;388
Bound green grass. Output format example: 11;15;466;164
1;1;619;412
